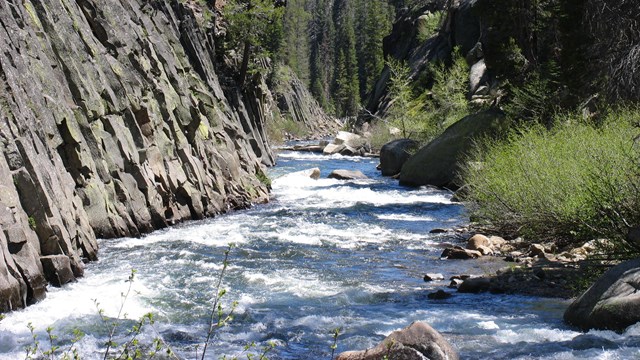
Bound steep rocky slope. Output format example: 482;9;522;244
0;0;290;311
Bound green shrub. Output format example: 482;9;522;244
416;11;442;43
385;48;471;145
367;121;400;152
461;108;640;255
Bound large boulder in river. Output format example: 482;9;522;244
399;110;508;189
336;321;459;360
564;258;640;331
324;131;369;156
379;139;418;176
328;170;368;180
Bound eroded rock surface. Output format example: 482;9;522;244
0;0;278;310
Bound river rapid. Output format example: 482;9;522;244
1;150;640;359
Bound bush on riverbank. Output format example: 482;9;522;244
461;108;640;256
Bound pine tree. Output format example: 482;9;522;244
332;0;359;116
280;0;312;84
224;0;285;85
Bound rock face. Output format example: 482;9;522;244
272;67;341;138
0;0;276;311
379;139;418;176
564;258;640;331
399;110;508;189
336;321;459;360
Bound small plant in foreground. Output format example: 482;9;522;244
20;247;275;359
330;327;341;360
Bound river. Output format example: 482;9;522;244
1;150;639;359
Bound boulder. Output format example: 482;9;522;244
528;244;546;257
564;258;640;331
40;255;75;287
449;278;464;288
441;246;482;259
328;170;368;180
458;277;491;293
489;236;507;249
469;59;488;95
379;139;418;176
423;273;445;282
476;245;494;256
428;290;452;300
323;143;346;155
336;321;459;360
399;110;508;189
309;168;321;180
466;234;491;251
627;227;640;248
323;131;369;156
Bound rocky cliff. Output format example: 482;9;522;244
0;0;281;311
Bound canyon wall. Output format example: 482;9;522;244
0;0;278;311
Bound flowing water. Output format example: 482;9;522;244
1;150;640;359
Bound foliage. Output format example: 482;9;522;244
255;168;272;188
416;11;442;43
504;61;561;126
265;112;308;144
355;0;393;101
386;58;433;141
385;48;470;144
224;0;285;84
583;0;640;102
366;121;399;152
461;108;640;256
329;327;341;360
279;0;312;85
28;216;36;230
307;0;393;116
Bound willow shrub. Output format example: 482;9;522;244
461;108;640;256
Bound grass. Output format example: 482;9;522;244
461;107;640;256
265;113;308;144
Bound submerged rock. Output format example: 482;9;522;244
428;290;453;300
336;321;459;360
424;273;445;282
564;258;640;331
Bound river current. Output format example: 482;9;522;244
1;150;640;359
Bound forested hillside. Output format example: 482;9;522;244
277;0;395;117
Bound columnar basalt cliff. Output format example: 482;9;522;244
0;0;284;311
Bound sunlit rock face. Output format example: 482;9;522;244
0;0;276;310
